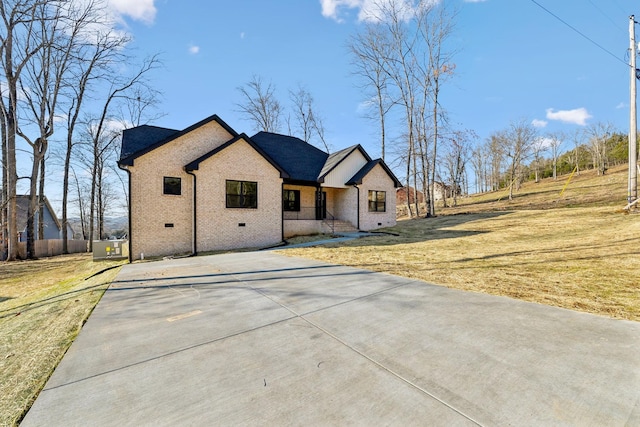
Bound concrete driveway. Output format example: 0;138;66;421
22;252;640;426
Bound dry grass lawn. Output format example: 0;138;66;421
281;165;640;321
0;254;125;426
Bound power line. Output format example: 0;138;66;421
528;0;630;67
586;0;625;35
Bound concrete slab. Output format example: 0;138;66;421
22;252;640;426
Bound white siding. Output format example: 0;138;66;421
322;150;368;188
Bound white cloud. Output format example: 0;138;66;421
532;119;548;128
545;107;592;126
188;45;200;55
107;0;157;25
616;102;626;109
320;0;438;23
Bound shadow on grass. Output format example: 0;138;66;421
0;282;109;319
324;211;514;247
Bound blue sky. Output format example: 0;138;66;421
20;0;639;212
117;0;635;156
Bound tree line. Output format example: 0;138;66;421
1;0;159;261
470;120;631;199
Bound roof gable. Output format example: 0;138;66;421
16;195;61;231
346;159;403;187
118;114;238;166
250;132;328;183
318;144;371;182
185;133;289;178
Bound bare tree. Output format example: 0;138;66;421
16;0;93;258
61;28;131;252
348;22;395;160
288;85;331;152
547;131;564;180
421;3;456;217
0;0;47;260
349;0;457;218
441;129;475;206
530;137;547;184
571;128;583;176
236;75;282;133
470;142;489;193
501;119;537;200
586;122;614;175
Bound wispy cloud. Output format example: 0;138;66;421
240;32;246;39
616;102;626;109
532;119;548;128
464;0;487;2
546;107;592;126
320;0;439;23
188;45;200;55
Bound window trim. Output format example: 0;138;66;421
226;180;258;209
368;190;386;212
283;189;301;212
163;176;182;196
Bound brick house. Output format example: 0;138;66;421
118;114;401;261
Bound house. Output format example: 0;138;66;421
117;114;401;261
16;195;74;242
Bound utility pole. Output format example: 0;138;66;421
629;15;637;204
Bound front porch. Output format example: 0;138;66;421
282;185;358;238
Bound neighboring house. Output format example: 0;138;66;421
117;114;401;261
16;195;74;242
396;186;426;205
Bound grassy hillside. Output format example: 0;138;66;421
281;164;640;321
446;163;629;213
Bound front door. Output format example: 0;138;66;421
315;190;327;220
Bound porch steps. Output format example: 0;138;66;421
322;220;358;234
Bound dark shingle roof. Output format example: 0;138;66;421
250;132;329;183
118;115;238;166
346;159;403;187
119;125;179;161
184;134;288;178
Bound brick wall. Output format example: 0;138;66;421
128;121;234;260
358;164;397;230
195;138;283;251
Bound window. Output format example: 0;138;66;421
226;180;257;209
368;190;386;212
283;189;300;211
163;177;181;195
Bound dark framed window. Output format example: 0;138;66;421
163;177;181;195
368;190;386;212
283;189;300;211
226;180;257;209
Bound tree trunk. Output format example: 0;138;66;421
38;158;45;240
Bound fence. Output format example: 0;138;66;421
15;239;89;259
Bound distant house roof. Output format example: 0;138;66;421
118;114;238;167
16;195;61;231
184;134;289;178
346;159;403;187
250;132;329;184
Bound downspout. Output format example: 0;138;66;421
186;170;197;256
281;182;284;243
117;163;133;263
353;185;360;230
